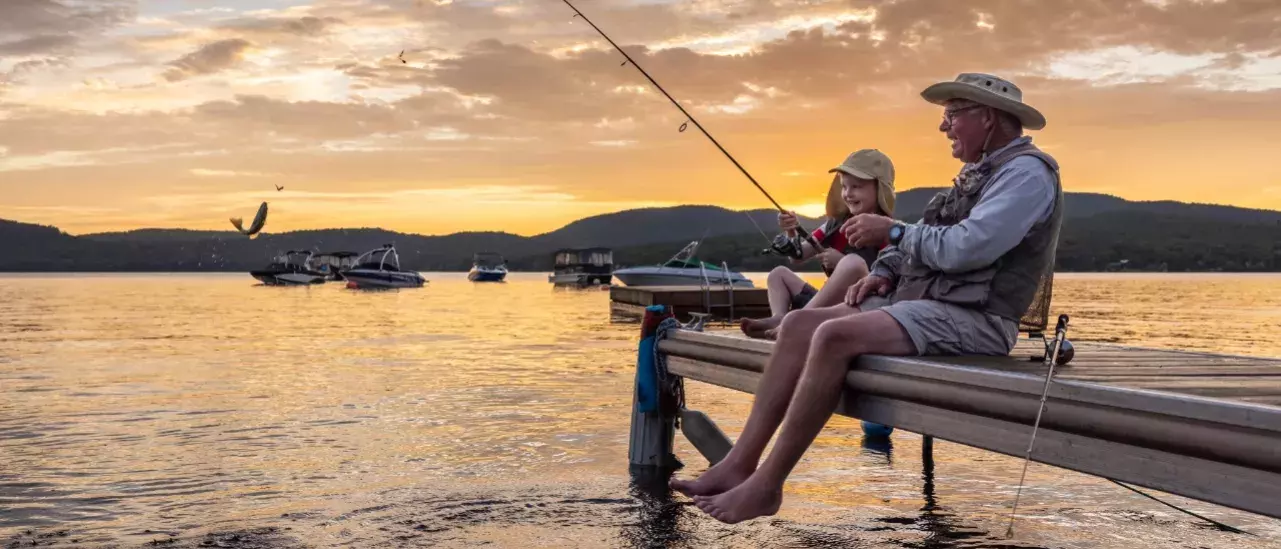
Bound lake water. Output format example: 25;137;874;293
2;272;1280;548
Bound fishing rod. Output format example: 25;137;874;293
1006;314;1070;539
562;0;824;259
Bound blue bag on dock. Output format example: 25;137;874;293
636;335;660;413
635;305;674;414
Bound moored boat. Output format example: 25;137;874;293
249;250;328;286
467;252;508;282
311;251;360;281
343;244;426;289
548;247;613;286
612;241;753;287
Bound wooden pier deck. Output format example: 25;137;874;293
610;285;771;321
655;330;1281;519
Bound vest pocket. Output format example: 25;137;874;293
928;266;997;307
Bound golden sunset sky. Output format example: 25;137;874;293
1;0;1279;235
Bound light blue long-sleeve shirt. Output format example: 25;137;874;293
871;136;1056;282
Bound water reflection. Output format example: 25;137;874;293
908;439;1039;549
1;273;1279;547
621;468;691;549
861;434;894;465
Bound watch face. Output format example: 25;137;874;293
890;225;904;241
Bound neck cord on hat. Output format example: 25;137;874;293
977;108;998;164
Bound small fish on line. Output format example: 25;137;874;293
230;201;269;238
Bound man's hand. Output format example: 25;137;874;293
778;210;800;237
842;213;896;248
845;274;892;306
819;248;843;272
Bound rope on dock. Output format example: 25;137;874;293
653;316;686;425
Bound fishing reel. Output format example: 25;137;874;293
762;232;805;259
1029;314;1075;365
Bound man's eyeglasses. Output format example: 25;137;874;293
942;104;985;125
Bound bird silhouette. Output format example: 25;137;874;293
276;185;284;191
398;50;406;64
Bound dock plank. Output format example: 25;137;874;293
656;329;1281;518
692;329;1281;402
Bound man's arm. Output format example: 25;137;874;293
869;246;905;282
898;156;1056;273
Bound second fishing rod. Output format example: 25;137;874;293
562;0;826;258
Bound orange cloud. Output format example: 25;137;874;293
0;0;1278;236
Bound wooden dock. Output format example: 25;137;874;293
654;329;1281;519
609;285;771;321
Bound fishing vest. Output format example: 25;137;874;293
890;140;1064;323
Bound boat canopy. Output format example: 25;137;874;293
473;252;506;269
311;251;360;269
554;248;613;267
353;245;403;271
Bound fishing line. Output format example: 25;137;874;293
1107;479;1254;536
562;0;823;254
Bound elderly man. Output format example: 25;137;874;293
671;72;1064;525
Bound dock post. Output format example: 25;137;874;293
922;435;934;468
628;305;682;471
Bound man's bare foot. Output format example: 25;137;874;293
670;459;754;497
739;316;782;339
692;475;783;524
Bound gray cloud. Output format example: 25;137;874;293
163;38;255;82
0;0;135;54
219;15;344;37
0;34;77;56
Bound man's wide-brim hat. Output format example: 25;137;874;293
921;73;1046;130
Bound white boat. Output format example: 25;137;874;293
612;241;754;288
343;244;426;289
250;250;328;286
311;251;360;281
548;247;613;286
467;252;508;282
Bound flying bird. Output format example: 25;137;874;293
276;185;284;191
398;50;406;64
230;201;269;238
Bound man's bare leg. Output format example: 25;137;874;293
759;256;870;340
673;304;858;496
693;310;916;523
743;267;811;338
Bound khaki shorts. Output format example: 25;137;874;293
858;296;1018;357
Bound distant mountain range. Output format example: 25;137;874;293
2;188;1279;273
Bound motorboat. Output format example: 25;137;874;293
548;247;613;286
249;250;328;286
611;241;754;287
342;244;426;289
310;251;359;281
467;252;508;282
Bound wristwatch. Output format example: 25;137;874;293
888;222;907;246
